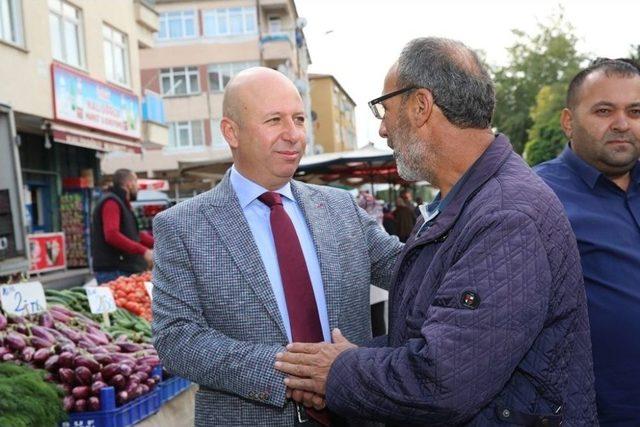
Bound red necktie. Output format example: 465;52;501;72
259;191;331;426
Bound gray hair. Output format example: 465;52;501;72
397;37;495;129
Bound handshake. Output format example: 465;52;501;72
274;329;357;410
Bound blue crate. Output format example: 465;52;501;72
159;375;192;404
60;383;161;427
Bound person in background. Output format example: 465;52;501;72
91;169;153;284
391;196;415;242
535;57;640;425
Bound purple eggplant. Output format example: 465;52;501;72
44;354;60;372
101;363;121;381
31;325;56;342
72;385;90;400
55;324;82;342
0;314;7;330
20;346;35;362
92;372;103;383
94;353;112;365
91;381;107;396
119;364;132;377
29;336;54;349
49;309;72;323
43;372;56;382
136;355;160;367
58;367;76;385
58;351;75;368
135;363;152;375
88;396;101;412
74;355;101;373
74;398;87;413
5;331;27;351
117;342;142;353
2;353;15;361
139;384;149;395
99;344;121;353
63;395;75;412
145;377;157;388
108;374;126;390
0;346;10;357
75;366;92;385
39;312;54;328
33;347;53;365
59;383;73;396
125;381;140;399
7;315;25;324
110;353;136;364
116;391;128;406
49;305;73;317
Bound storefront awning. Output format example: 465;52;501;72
51;122;141;154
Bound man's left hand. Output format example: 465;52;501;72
275;329;356;395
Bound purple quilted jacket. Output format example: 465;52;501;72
325;135;598;426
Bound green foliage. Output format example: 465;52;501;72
493;11;585;154
523;84;567;166
0;363;68;427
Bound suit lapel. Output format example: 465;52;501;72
201;173;288;340
292;181;342;332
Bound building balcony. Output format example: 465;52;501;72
141;91;168;148
135;0;159;48
260;33;293;62
259;0;290;13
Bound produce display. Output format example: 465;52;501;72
0;362;67;427
0;306;161;413
60;192;89;268
106;272;153;321
44;287;153;343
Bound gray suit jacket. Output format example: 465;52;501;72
152;172;402;426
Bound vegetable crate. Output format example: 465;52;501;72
159;375;192;404
60;367;163;427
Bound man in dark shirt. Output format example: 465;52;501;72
91;168;154;284
535;58;640;425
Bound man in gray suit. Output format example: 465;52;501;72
151;67;402;426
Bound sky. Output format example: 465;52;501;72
294;0;640;148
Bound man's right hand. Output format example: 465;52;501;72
144;249;154;268
286;387;326;410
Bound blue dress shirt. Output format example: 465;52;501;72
535;145;640;425
229;166;330;343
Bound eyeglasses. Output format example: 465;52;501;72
368;86;417;119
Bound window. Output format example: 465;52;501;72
160;66;200;96
157;10;196;41
103;25;129;86
0;0;23;45
167;121;204;148
267;15;282;33
210;119;226;146
207;61;258;92
49;0;84;68
202;7;257;37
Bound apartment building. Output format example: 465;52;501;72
309;73;357;153
101;0;312;198
0;0;166;234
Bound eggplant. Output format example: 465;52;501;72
88;396;101;412
119;364;132;377
49;305;74;317
74;355;100;373
125;381;139;399
91;381;107;396
75;366;92;385
5;331;27;351
139;384;149;395
44;354;60;372
1;353;15;361
63;395;75;412
145;377;156;389
39;312;54;328
71;385;90;400
0;314;7;330
118;342;142;353
55;324;82;342
98;344;121;353
58;351;75;369
59;383;73;396
50;309;72;323
86;326;110;345
58;367;76;385
136;355;160;367
92;372;103;383
20;346;35;362
31;325;56;342
33;347;53;365
74;398;87;413
7;315;25;324
44;372;56;382
108;374;126;390
135;363;152;375
0;346;10;357
110;353;136;364
94;353;112;365
101;363;120;381
30;336;54;349
77;339;97;351
116;391;128;405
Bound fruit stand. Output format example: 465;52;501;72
0;272;192;427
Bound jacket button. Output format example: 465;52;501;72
248;391;256;398
502;409;511;418
258;392;268;400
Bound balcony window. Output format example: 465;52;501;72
202;7;257;37
157;10;197;41
207;61;259;92
160;66;200;96
168;120;204;148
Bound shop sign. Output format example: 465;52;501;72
27;232;66;274
52;64;141;139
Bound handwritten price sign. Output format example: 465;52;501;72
0;282;47;316
86;287;117;314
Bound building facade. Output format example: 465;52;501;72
309;73;357;154
101;0;312;198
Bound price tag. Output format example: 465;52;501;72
0;282;47;316
144;281;154;301
85;287;117;314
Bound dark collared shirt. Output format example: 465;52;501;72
535;145;640;425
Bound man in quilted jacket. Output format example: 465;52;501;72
275;37;598;426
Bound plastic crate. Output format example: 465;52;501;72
60;369;163;427
159;374;192;404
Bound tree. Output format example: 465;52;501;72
492;12;585;154
523;84;566;166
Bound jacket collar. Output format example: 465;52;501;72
407;133;513;248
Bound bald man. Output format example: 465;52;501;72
151;67;402;427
